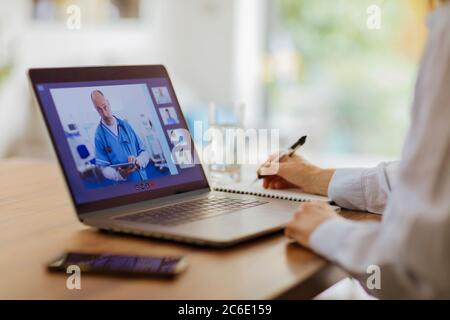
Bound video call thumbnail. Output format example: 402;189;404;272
172;146;195;169
49;83;180;189
151;86;172;105
167;128;190;146
159;106;179;125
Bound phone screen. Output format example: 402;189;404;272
48;252;188;276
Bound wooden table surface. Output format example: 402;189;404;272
0;158;380;299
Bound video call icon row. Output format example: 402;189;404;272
151;86;193;169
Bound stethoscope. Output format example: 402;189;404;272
98;117;132;164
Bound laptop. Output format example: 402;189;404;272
29;65;313;247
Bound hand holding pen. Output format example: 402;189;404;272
254;136;307;183
255;135;335;196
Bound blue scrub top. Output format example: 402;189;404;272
94;117;148;182
166;116;177;125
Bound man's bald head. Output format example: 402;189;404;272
91;90;105;104
91;90;113;124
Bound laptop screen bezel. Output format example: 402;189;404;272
29;65;210;215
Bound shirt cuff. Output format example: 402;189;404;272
102;166;125;181
309;218;359;260
136;151;149;168
328;168;367;211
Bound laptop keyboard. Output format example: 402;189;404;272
115;196;267;226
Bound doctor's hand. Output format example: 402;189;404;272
260;154;335;196
285;202;340;248
128;156;139;168
118;165;137;179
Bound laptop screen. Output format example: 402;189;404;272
33;73;208;212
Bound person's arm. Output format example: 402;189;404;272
94;131;125;182
308;205;450;298
328;161;399;214
261;155;398;213
126;123;149;169
135;151;149;169
260;155;335;196
291;10;450;298
101;166;125;181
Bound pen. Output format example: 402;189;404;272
253;135;307;182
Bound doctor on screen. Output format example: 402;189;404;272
91;90;150;182
164;108;178;125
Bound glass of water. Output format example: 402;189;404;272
206;102;246;185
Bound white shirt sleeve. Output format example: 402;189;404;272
328;162;399;214
309;5;450;299
136;151;150;169
101;166;125;182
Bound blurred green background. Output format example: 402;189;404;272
265;0;427;157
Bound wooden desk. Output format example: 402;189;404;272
0;159;380;299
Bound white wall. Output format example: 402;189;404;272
156;0;236;107
157;0;266;128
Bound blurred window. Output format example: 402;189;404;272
265;0;427;157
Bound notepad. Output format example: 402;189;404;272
213;183;331;203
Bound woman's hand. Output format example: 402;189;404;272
285;202;340;248
259;153;335;196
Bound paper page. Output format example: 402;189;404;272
213;182;331;203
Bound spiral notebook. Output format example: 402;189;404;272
213;183;331;203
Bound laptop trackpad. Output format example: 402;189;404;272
169;200;299;243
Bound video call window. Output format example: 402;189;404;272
159;107;179;125
167;128;189;146
49;83;179;189
151;86;172;105
173;147;195;169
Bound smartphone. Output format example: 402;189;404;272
47;252;188;277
